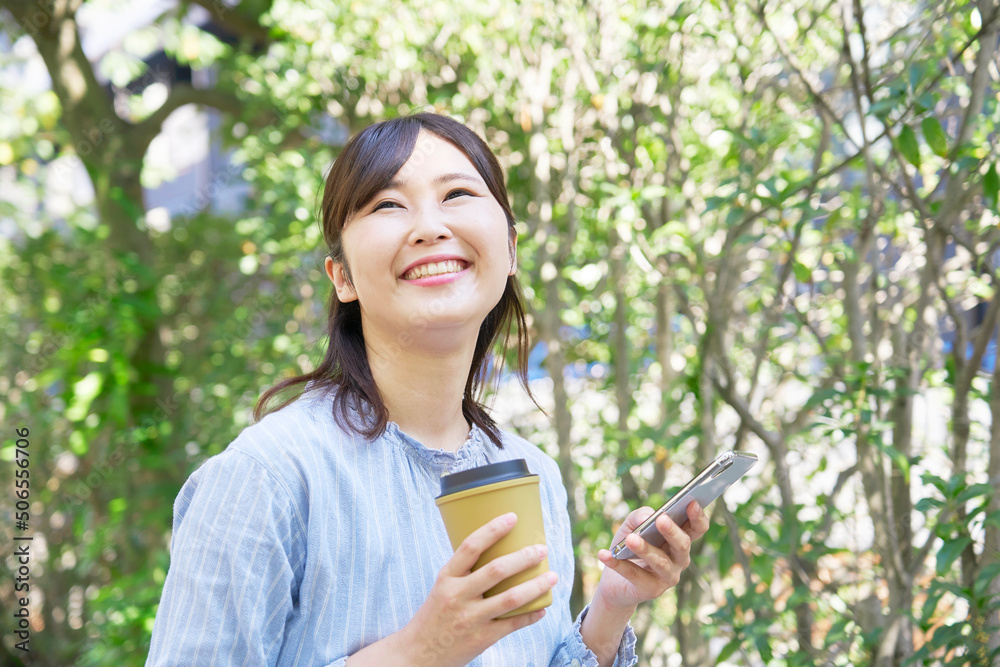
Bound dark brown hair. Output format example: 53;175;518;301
253;113;533;447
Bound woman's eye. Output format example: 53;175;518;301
372;189;471;211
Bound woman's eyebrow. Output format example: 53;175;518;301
384;172;481;190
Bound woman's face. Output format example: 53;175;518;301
325;130;516;347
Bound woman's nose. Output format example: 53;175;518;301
407;205;453;245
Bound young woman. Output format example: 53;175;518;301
146;113;709;667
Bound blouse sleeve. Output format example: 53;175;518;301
544;461;638;667
146;450;307;666
549;604;638;667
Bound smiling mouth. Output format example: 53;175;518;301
401;260;469;280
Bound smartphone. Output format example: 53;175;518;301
611;450;758;560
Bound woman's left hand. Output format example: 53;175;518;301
594;502;710;611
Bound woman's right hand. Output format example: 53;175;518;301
392;511;557;667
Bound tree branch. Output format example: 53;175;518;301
184;0;274;48
708;365;782;451
131;84;245;151
720;503;755;592
950;0;1000;160
957;265;1000;394
812;463;861;544
908;506;955;581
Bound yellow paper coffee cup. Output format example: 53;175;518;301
435;459;552;619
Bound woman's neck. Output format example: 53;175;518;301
364;330;477;452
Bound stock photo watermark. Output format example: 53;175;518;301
9;426;34;654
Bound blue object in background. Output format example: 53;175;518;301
940;338;996;372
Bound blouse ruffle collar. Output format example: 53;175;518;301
384;420;490;475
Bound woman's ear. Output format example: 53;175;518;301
508;229;518;276
325;256;358;303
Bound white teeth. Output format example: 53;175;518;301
403;260;465;280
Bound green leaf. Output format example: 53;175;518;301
916;92;936;112
869;97;898;119
908;61;929;92
751;552;775;585
931;580;971;600
822;206;842;229
936;536;971;575
973;562;1000;597
956;482;993;504
983;163;998;206
919;587;944;623
793;260;812;282
915;497;944;512
639;184;668;200
753;634;773;663
716;639;742;663
897;126;921;168
787;585;814;607
926;622;966;649
825;617;850;643
945;474;966;497
66;371;105;422
921;117;949;158
718;530;735;574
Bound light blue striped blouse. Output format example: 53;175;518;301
146;387;638;666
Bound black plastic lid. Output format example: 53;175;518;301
438;459;534;497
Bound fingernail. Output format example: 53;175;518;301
547;572;558;585
504;512;517;526
536;544;548;559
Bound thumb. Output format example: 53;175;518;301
616;506;655;537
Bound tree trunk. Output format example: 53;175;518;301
648;279;675;496
986;342;1000;665
842;227;906;666
541;299;585;615
887;320;916;658
611;228;640;503
674;329;716;667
